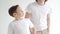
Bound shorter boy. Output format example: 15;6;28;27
8;5;36;34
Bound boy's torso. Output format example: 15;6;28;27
26;2;51;31
10;19;31;34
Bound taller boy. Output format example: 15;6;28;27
25;0;52;34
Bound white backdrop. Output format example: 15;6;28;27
0;0;60;34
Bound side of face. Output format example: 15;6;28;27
13;6;24;18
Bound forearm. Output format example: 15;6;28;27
47;20;50;29
33;28;36;34
47;14;50;31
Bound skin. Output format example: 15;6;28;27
47;14;50;32
13;6;36;34
25;12;31;18
29;27;36;34
37;0;45;5
25;0;51;32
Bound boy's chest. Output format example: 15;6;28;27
14;21;29;31
31;6;49;16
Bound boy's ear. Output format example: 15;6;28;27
13;13;17;17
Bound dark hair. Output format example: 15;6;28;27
36;0;47;2
8;5;19;17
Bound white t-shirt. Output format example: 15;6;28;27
25;2;52;31
8;18;34;34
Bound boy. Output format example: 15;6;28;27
25;0;52;34
8;5;36;34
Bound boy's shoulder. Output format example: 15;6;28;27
9;20;16;26
24;18;31;21
27;2;35;7
23;18;32;23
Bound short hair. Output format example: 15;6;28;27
36;0;47;2
8;5;19;17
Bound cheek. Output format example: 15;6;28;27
19;12;24;16
21;12;24;16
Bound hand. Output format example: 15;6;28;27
25;12;31;18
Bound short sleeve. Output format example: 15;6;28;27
8;23;14;34
28;19;34;28
47;7;52;14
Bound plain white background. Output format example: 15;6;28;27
0;0;60;34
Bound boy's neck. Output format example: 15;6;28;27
15;17;23;21
37;1;45;6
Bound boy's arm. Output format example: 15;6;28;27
29;27;36;34
25;11;31;18
28;19;36;34
8;23;14;34
47;13;50;32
